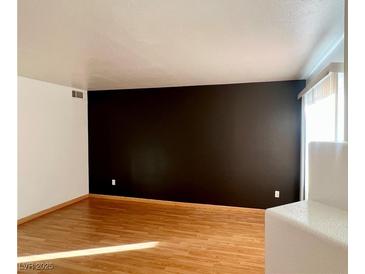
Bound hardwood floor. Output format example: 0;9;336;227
18;196;265;273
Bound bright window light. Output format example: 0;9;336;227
306;94;336;142
303;72;345;198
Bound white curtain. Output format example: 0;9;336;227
301;72;345;199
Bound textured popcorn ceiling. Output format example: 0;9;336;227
18;0;344;90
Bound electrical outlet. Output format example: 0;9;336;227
112;179;116;186
275;190;280;198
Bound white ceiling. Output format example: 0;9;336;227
18;0;344;90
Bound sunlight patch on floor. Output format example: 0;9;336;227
17;241;159;263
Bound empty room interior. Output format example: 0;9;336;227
17;0;347;273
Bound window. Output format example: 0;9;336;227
302;72;345;199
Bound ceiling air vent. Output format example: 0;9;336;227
72;90;83;99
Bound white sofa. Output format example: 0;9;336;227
265;142;348;274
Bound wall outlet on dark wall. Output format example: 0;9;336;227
88;80;304;209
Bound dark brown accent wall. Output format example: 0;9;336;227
88;80;305;209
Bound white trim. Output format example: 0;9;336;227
334;74;339;141
300;98;306;200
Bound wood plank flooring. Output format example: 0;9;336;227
18;197;265;273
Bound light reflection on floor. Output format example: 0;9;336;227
17;241;159;263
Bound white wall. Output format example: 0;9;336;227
306;38;344;86
18;76;89;219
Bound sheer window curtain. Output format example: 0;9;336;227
300;72;345;200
